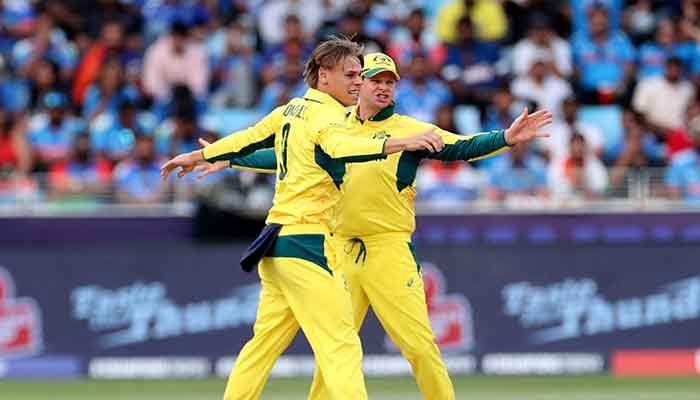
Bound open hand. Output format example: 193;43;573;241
160;150;205;180
504;108;553;146
191;138;229;179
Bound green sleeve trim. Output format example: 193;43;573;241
315;145;346;189
336;139;387;163
407;242;421;273
395;151;422;192
269;234;331;276
339;153;387;163
205;134;275;163
425;129;507;162
227;148;277;173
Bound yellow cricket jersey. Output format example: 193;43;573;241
202;88;386;229
226;103;510;238
333;104;508;237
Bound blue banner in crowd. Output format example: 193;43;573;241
1;218;699;377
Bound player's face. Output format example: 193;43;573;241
361;71;396;109
320;56;362;106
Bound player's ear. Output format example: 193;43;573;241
319;67;329;86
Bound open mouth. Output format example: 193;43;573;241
348;90;359;97
377;94;389;101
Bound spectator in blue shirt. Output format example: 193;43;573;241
638;18;700;80
260;15;312;83
483;85;523;132
82;57;140;121
258;58;306;115
571;0;623;37
114;134;169;204
388;8;442;69
90;100;144;163
28;92;83;171
165;110;200;157
209;21;261;109
572;5;635;104
486;142;549;202
0;58;29;113
26;59;60;110
0;0;35;58
153;106;203;158
479;86;525;168
440;16;500;108
327;9;385;55
141;0;211;45
11;12;77;83
395;52;452;124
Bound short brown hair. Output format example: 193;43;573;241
303;37;364;88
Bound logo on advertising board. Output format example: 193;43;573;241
71;281;260;348
502;275;700;344
385;263;474;352
0;267;43;358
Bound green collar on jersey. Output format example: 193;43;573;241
354;102;396;124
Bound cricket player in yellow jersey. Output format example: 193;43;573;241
160;40;444;400
192;53;552;400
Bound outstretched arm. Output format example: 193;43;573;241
179;140;277;180
424;108;552;162
503;108;552;146
161;107;283;179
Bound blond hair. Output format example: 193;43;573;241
303;37;363;88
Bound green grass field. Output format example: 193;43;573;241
3;376;700;400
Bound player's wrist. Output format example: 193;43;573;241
504;128;515;146
383;138;408;154
193;149;205;162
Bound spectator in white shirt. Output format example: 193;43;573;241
511;13;572;79
549;133;609;200
511;53;573;118
632;57;696;134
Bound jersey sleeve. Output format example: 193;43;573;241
227;148;277;174
316;123;387;162
426;127;510;162
202;106;282;162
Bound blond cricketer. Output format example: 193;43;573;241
161;42;445;400
190;52;552;399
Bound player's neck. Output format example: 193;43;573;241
358;102;381;121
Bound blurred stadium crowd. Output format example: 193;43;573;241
1;0;700;210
